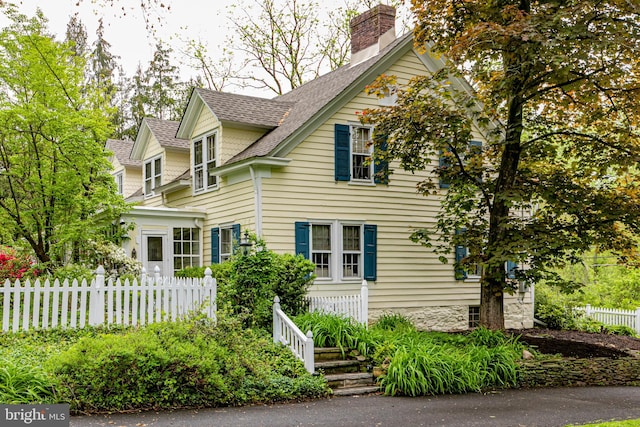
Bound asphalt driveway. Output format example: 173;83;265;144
70;386;640;427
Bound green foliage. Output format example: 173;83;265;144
293;312;368;356
372;312;416;332
361;0;640;330
0;5;129;266
48;315;328;412
0;358;56;404
183;236;315;330
534;285;577;330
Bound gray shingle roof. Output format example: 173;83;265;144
194;89;295;128
222;33;411;164
143;118;189;150
105;139;141;167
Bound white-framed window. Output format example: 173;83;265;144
220;227;233;262
193;132;218;193
114;172;124;195
144;156;162;197
172;227;201;273
350;125;373;182
309;221;363;281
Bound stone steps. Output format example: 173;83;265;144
314;347;379;396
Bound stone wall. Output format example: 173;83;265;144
370;305;468;331
518;357;640;388
370;299;533;331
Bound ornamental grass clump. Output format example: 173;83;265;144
379;327;523;396
293;311;369;356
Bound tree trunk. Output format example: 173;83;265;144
480;56;526;329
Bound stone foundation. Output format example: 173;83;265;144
370;299;533;331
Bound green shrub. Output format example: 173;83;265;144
535;286;577;330
177;236;314;331
372;312;416;332
48;315;328;412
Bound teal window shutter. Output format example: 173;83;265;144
335;124;350;181
211;227;220;264
295;222;310;259
506;260;518;279
363;224;377;281
454;228;467;280
374;134;389;184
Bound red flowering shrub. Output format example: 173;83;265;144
0;247;36;282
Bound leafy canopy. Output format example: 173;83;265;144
0;5;128;266
361;0;640;328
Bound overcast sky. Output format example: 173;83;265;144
5;1;235;78
3;0;361;97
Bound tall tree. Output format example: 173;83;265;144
65;13;88;58
0;5;128;267
223;0;412;95
361;0;640;329
145;41;181;120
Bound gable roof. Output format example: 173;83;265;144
224;33;413;165
105;139;141;168
194;89;295;128
131;118;189;160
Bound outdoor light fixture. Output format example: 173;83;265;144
239;231;252;255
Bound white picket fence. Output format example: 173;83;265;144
575;304;640;334
1;266;216;333
305;280;369;326
273;296;315;373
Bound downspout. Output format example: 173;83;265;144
249;165;263;236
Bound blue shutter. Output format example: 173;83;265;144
506;260;518;279
211;227;220;264
295;222;310;259
363;224;377;281
454;228;467;280
335;124;350;181
374;134;389;184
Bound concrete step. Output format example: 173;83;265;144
315;359;362;375
324;372;375;389
331;385;381;396
314;347;345;361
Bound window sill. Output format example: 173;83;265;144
464;275;481;283
313;278;363;285
348;181;375;187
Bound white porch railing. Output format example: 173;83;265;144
575;304;640;334
1;265;216;333
305;279;369;326
273;296;314;374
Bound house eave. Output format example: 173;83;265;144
155;179;192;195
213;156;291;176
123;205;206;219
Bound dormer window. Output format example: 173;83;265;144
193;132;218;193
144;156;162;197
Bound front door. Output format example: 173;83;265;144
143;233;168;276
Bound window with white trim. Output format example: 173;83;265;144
173;227;201;273
144;156;162;197
350;125;373;182
114;172;124;195
307;222;363;280
193;132;218;193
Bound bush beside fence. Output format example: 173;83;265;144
574;304;640;335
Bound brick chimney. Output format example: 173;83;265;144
350;5;396;65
